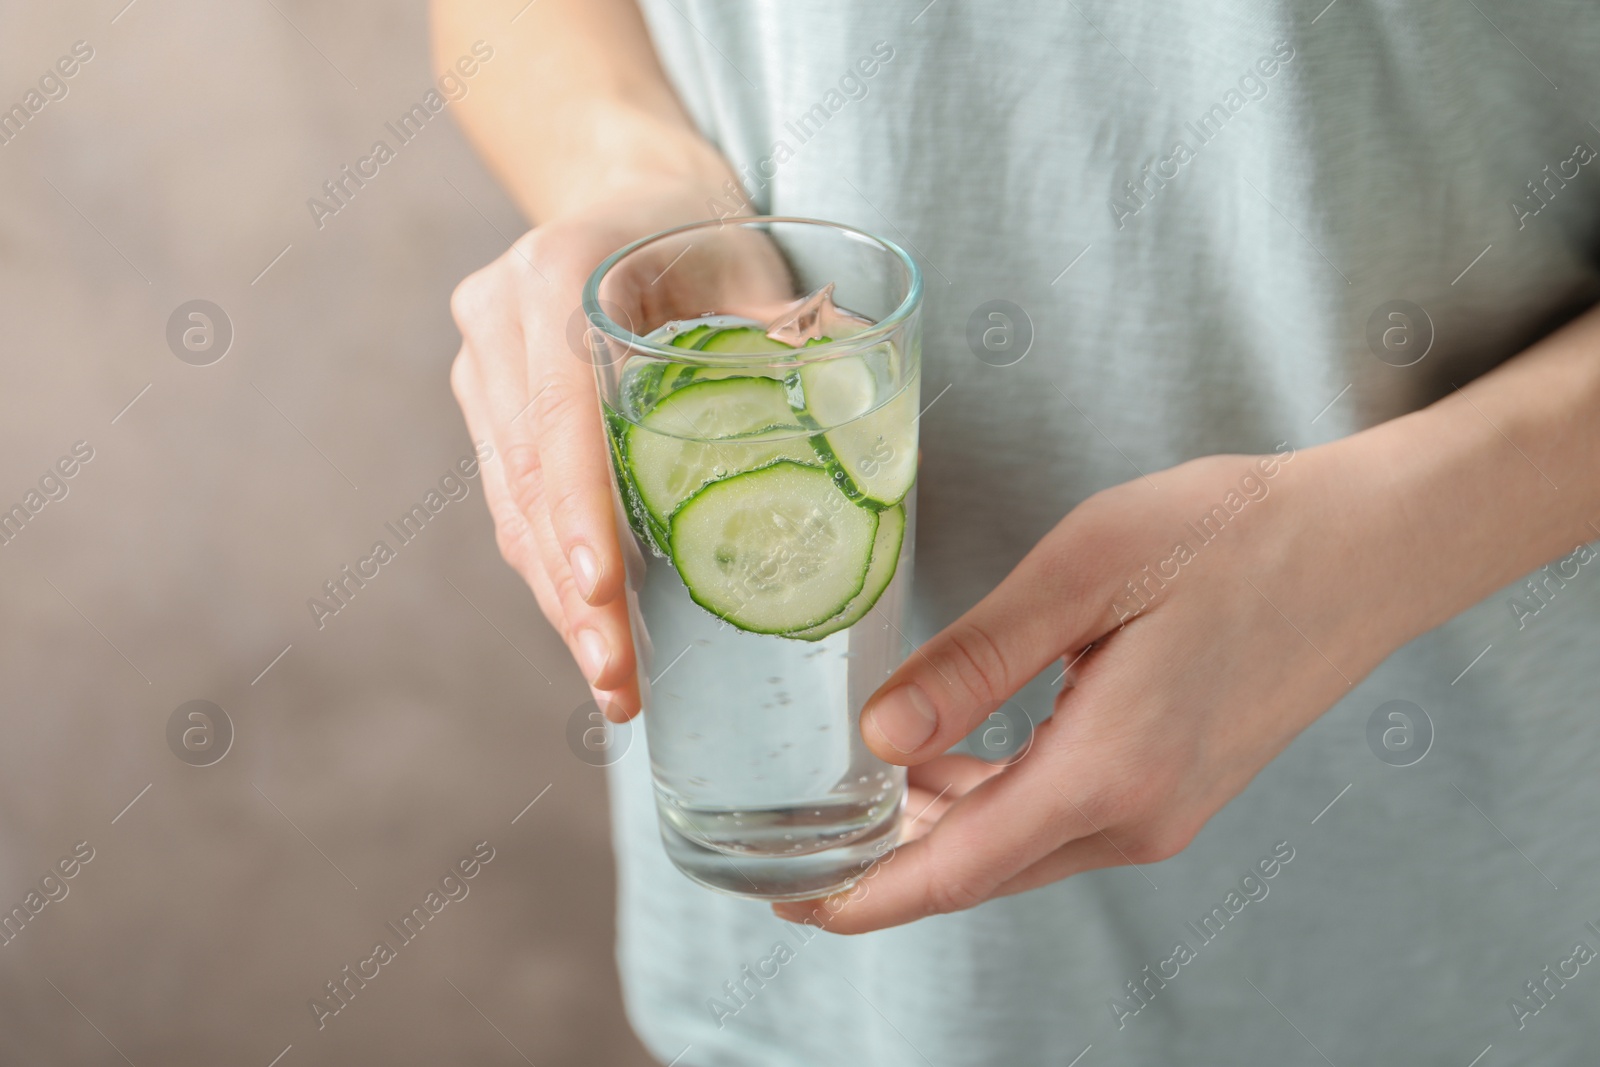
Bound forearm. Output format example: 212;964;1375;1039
1313;301;1600;660
430;0;734;222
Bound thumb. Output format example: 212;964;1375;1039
861;537;1107;763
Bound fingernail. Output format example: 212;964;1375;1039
570;544;601;602
576;629;610;684
590;687;621;721
863;685;938;754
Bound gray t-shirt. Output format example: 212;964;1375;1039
609;3;1600;1063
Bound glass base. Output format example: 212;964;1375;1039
658;800;902;902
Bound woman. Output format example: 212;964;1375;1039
437;0;1600;1062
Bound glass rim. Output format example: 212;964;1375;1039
581;215;924;365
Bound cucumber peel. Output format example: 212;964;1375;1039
784;503;904;641
670;323;716;349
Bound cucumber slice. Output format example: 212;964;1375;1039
622;360;669;419
604;405;665;554
625;378;814;526
637;326;796;404
659;362;790;399
669;461;878;634
784;503;904;641
697;326;794;355
654;327;797;400
669;323;716;348
809;374;919;509
784;354;877;430
657;363;702;396
636;324;804;403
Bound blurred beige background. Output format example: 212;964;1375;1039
0;2;656;1063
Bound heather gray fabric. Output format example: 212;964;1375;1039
608;3;1600;1063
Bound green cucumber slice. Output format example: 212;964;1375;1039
659;362;790;399
638;326;796;404
669;323;716;348
697;326;794;355
808;374;919;509
784;503;904;641
657;363;702;396
604;405;665;555
653;327;797;401
669;460;878;633
784;354;877;430
625;378;814;526
622;360;669;419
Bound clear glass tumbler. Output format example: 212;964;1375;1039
584;217;923;900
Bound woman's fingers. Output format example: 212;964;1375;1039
495;236;638;712
987;835;1145;900
898;756;1001;842
857;527;1111;766
774;734;1092;932
450;343;563;628
526;495;639;697
458;244;612;610
521;247;628;611
900;787;952;844
776;684;1192;934
905;753;1005;803
449;244;639;714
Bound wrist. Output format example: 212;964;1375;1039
497;94;737;225
526;171;744;293
1245;437;1413;676
1291;421;1462;667
1297;368;1599;663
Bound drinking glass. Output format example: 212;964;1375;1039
584;217;922;900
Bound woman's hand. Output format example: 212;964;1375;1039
765;295;1600;934
774;442;1418;931
436;0;759;718
447;182;726;719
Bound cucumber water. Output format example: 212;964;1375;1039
588;222;924;902
598;306;919;901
